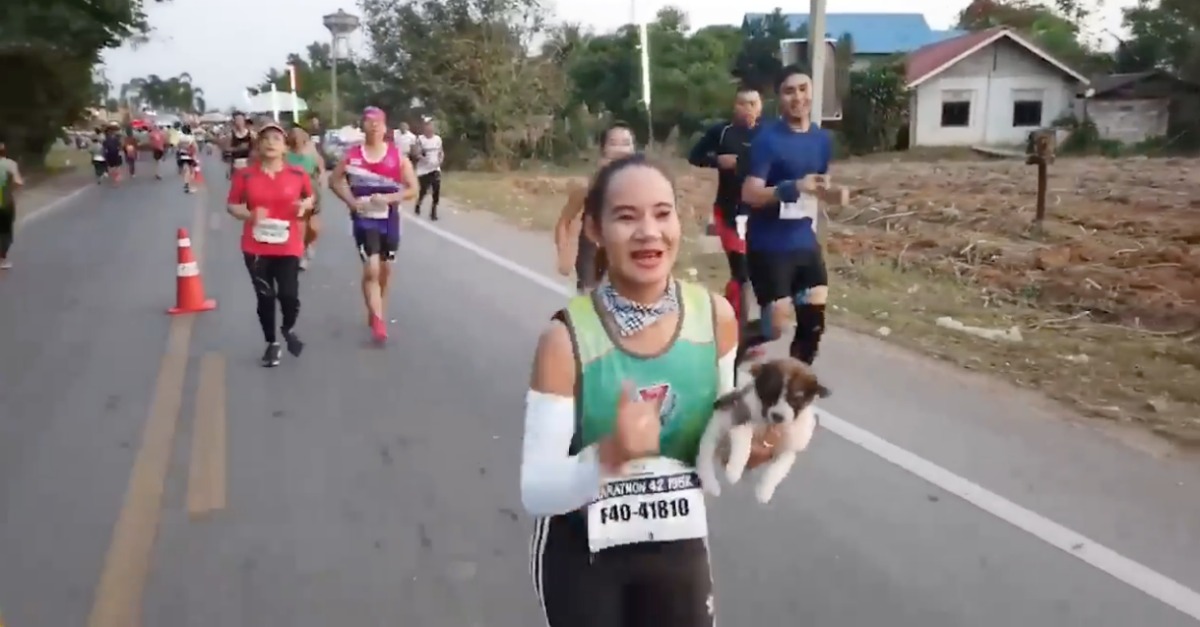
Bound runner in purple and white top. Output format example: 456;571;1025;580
329;106;419;344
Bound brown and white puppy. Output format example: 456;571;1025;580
696;358;830;503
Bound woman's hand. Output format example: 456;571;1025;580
598;382;662;473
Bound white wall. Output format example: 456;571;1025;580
1085;99;1170;144
910;38;1081;147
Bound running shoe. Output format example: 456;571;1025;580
261;342;283;367
369;314;388;344
282;329;304;357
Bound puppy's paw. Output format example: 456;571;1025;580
754;482;778;504
724;463;745;485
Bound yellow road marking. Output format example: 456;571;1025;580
187;352;227;518
87;193;210;627
86;317;192;627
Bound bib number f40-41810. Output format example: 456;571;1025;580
587;457;708;553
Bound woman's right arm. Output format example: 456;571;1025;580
520;319;605;517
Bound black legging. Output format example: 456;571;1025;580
0;206;14;258
417;170;441;213
243;253;301;343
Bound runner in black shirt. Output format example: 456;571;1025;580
687;84;761;322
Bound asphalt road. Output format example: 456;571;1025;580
1;159;1198;627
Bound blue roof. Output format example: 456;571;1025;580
741;12;965;55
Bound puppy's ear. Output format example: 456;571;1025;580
816;384;831;399
713;389;742;410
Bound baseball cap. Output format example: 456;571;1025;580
362;106;386;121
256;120;286;135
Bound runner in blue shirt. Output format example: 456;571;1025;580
740;64;846;365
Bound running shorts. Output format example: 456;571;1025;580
153;149;165;161
746;247;828;306
354;225;399;262
531;513;714;627
711;205;745;254
104;154;122;168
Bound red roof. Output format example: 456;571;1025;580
905;27;1005;85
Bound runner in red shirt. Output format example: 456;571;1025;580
148;127;166;179
226;120;316;367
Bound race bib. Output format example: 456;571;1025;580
779;194;819;222
587;457;708;553
252;218;290;244
233;158;248;169
361;197;390;220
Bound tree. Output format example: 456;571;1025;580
1116;0;1200;78
358;0;567;167
253;42;366;123
733;9;806;95
956;0;1111;74
121;73;205;112
0;0;169;159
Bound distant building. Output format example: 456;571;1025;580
741;12;964;69
904;27;1088;147
1077;70;1200;144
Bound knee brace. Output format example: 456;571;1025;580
790;304;826;365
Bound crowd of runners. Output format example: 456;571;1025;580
527;64;840;627
4;63;834;626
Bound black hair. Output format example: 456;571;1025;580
181;124;192;134
598;121;633;148
232;111;246;119
775;64;810;94
581;153;675;284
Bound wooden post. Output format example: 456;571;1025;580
1025;128;1056;232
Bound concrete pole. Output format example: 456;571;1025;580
809;0;827;123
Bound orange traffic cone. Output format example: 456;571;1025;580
168;228;217;315
193;165;205;185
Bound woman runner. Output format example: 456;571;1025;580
285;126;325;270
226;120;315;367
553;122;636;293
522;154;781;627
329;106;418;344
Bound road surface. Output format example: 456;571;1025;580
1;159;1198;627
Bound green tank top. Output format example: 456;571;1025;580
564;281;718;465
286;151;319;184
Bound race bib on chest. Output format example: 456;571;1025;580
252;218;290;244
587;457;708;553
779;194;819;222
233;158;248;168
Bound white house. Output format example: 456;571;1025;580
905;27;1089;147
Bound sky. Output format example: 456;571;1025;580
101;0;1138;110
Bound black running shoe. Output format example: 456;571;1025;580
261;342;283;367
282;329;304;357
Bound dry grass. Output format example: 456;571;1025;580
443;153;1200;445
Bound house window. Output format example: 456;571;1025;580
1012;89;1044;127
941;90;972;128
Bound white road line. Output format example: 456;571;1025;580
403;213;1200;622
15;183;94;229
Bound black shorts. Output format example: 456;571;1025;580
178;157;195;169
746;247;828;305
531;514;714;627
105;155;122;168
354;226;399;262
153;149;165;161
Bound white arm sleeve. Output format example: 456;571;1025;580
718;347;737;395
520;390;604;517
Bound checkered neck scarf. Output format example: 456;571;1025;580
598;279;679;337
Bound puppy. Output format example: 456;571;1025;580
696;357;830;504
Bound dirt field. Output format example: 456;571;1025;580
443;155;1200;445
